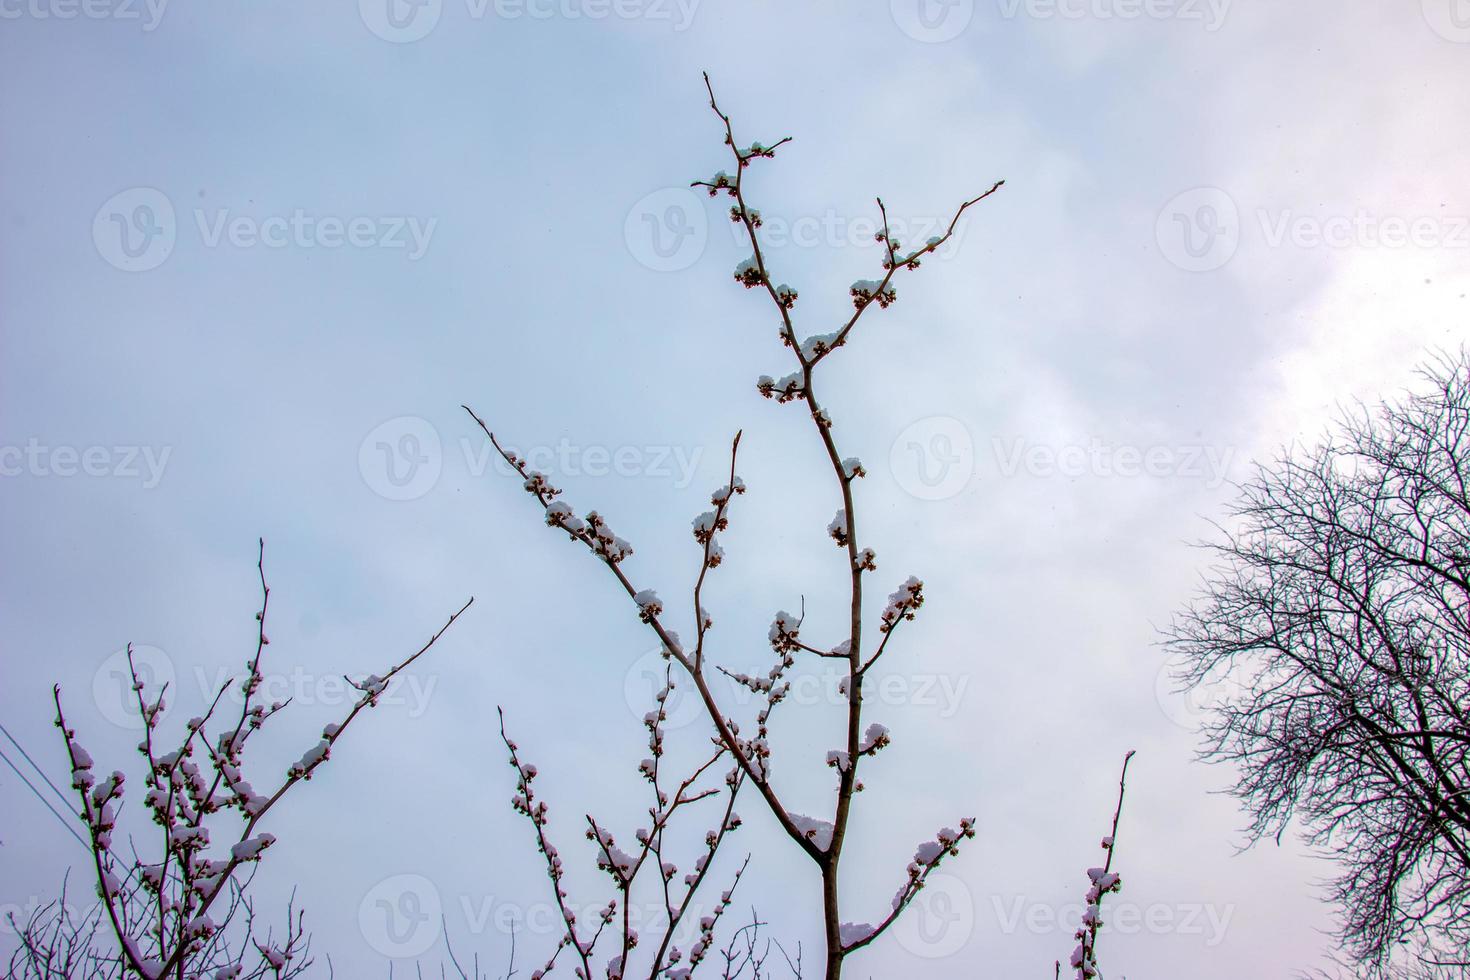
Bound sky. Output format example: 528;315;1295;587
1;1;1467;976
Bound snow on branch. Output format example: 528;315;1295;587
468;72;1005;977
33;540;470;980
1057;751;1136;980
498;662;752;980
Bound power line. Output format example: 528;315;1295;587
0;719;75;815
0;744;89;851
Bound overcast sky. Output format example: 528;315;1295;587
2;2;1467;976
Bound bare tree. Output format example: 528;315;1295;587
1166;349;1470;976
13;541;470;979
467;75;1003;980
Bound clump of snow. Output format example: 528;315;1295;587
800;331;841;358
734;256;765;288
850;279;896;309
768;611;800;653
634;589;663;623
789;812;834;850
757;372;804;404
860;724;890;754
880;577;924;632
828;510;849;547
230;833;275;863
289;739;330;777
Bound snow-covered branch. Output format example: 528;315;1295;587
1058;751;1135;980
30;540;470;980
470;74;1004;979
498;665;751;980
